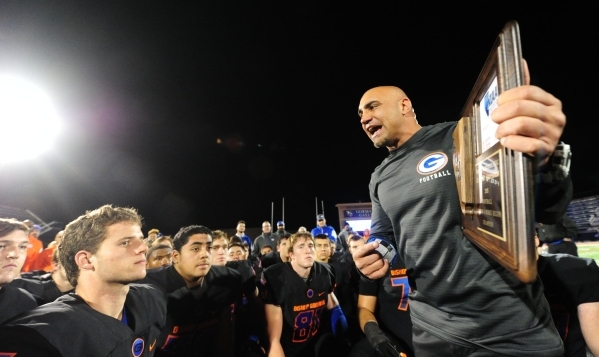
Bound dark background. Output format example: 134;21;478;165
0;2;596;237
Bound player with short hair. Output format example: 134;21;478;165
261;233;291;270
146;244;173;269
0;218;38;324
260;245;273;256
347;234;365;255
262;232;348;357
9;247;74;304
0;205;167;356
228;242;247;261
314;234;332;263
141;225;252;356
211;230;230;266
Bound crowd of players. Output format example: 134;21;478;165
0;210;412;357
1;208;597;356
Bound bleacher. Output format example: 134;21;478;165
565;194;599;241
0;204;60;236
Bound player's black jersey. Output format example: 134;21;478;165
538;254;599;357
359;256;413;353
0;284;166;357
9;277;69;304
262;262;334;357
0;285;38;324
369;122;567;356
139;265;187;294
327;259;354;318
156;265;243;356
261;251;283;270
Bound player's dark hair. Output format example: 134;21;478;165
0;218;29;238
237;220;245;225
228;241;244;250
229;235;243;245
349;234;363;242
172;225;212;252
60;205;142;287
288;232;314;255
314;234;329;241
278;233;292;244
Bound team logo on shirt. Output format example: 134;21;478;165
417;152;448;175
307;289;314;298
132;338;144;357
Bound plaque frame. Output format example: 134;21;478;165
453;21;536;283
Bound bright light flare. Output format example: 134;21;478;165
0;75;61;163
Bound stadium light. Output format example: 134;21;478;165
0;75;61;164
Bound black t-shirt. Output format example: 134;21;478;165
359;256;413;354
261;262;334;357
0;284;166;357
0;286;38;324
327;259;354;318
9;277;68;304
369;122;567;356
156;265;243;356
261;251;283;270
138;265;187;294
538;254;599;357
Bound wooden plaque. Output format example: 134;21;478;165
453;21;536;283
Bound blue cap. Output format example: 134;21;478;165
277;221;285;226
32;224;41;231
316;214;325;221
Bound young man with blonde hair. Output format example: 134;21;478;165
262;232;348;357
0;205;166;356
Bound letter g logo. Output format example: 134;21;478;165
417;152;448;175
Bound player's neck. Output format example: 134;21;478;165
291;262;311;279
76;279;130;320
175;266;205;289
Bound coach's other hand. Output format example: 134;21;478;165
352;241;389;280
492;59;566;166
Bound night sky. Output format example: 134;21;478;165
0;2;596;236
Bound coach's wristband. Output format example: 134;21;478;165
367;237;398;266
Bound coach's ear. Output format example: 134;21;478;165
171;249;180;265
75;250;94;271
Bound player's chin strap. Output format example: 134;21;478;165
329;305;348;338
